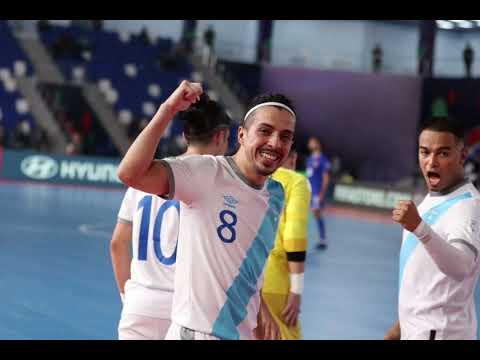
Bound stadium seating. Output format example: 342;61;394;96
0;20;35;133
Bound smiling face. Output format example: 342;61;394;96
237;106;295;178
418;129;467;192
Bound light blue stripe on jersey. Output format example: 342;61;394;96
398;192;473;290
212;178;284;340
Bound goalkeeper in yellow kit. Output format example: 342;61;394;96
261;148;312;340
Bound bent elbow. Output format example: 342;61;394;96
117;166;136;187
440;265;471;282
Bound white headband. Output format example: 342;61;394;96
243;102;296;123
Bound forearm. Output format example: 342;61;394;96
110;242;132;294
287;259;305;294
319;174;330;201
118;103;176;185
414;221;476;281
287;260;305;274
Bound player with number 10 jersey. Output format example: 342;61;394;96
111;94;232;340
117;81;296;340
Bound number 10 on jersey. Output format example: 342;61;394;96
137;195;179;265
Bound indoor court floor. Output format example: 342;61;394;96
1;181;478;339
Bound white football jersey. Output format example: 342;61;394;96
399;181;480;340
161;155;284;340
118;187;180;318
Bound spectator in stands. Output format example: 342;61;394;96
34;128;50;152
37;20;51;33
80;110;93;135
0;124;5;147
182;23;196;55
203;25;216;70
52;33;83;60
372;44;383;73
463;43;474;78
12;120;33;149
139;26;151;46
92;20;103;31
65;131;84;155
56;109;75;137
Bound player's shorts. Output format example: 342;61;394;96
164;322;220;340
118;313;171;340
261;292;301;340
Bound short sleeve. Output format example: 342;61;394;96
118;187;135;223
160;155;218;205
283;175;312;253
323;157;332;172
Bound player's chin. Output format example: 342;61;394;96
255;162;279;176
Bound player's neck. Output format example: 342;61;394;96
311;150;322;157
184;144;216;156
231;151;267;189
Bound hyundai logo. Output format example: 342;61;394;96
21;155;59;180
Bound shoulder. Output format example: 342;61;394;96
123;186;139;201
272;167;295;184
165;154;220;171
266;177;286;199
448;187;480;220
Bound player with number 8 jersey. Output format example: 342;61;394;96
160;155;285;339
111;93;232;340
117;81;297;340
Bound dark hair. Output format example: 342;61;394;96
181;93;232;145
419;117;466;143
242;93;296;127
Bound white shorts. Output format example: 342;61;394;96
118;313;171;340
164;322;220;340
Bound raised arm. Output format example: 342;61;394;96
117;80;203;195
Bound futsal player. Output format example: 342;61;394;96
306;136;331;249
117;80;296;340
385;117;480;340
110;94;232;339
261;147;312;339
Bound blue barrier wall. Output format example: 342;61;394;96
0;148;124;188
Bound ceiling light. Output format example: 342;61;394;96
436;20;455;29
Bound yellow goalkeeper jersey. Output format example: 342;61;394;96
262;167;311;295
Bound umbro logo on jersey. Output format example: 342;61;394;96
223;195;239;208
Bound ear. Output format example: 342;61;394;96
292;152;298;166
237;126;246;146
182;132;189;145
212;130;222;146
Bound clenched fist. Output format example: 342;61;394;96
392;200;422;232
164;80;203;114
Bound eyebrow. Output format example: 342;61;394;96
419;146;452;151
257;123;274;129
257;123;293;134
281;129;294;136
